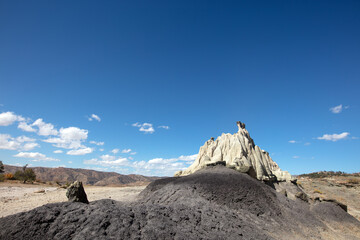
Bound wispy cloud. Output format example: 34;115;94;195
317;132;350;142
292;156;300;159
288;140;297;143
54;150;63;154
111;148;119;154
329;104;349;114
132;122;155;134
90;141;104;146
84;157;128;167
14;152;60;162
158;125;170;130
67;147;93;155
83;153;197;176
132;154;198;176
88;114;101;122
121;149;131;153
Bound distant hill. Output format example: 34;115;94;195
4;165;161;186
298;171;360;179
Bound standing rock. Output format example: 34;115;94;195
66;181;89;204
177;121;295;182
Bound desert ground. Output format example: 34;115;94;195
1;175;359;223
0;181;147;218
298;175;360;221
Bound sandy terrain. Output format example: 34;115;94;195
0;182;146;218
298;176;360;221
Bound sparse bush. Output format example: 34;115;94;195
299;171;359;178
313;189;322;194
4;173;14;180
0;174;4;182
14;165;36;183
346;178;360;184
0;161;4;173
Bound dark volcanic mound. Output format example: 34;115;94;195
1;166;359;240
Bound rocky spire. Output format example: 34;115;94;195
175;122;294;182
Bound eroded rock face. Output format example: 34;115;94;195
66;181;89;204
176;121;294;182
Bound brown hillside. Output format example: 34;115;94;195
4;165;161;186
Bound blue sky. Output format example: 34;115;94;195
0;0;359;176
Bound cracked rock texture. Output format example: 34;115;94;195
176;121;294;182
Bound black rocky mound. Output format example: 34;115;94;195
1;166;359;240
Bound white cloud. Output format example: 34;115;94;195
317;132;350;142
111;148;119;154
130;152;137;155
288;140;297;143
44;127;88;149
132;122;155;134
54;150;63;154
292;156;300;159
67;147;93;155
22;142;39;151
16;136;36;143
304;142;311;146
32;118;58;136
0;134;21;150
68;161;72;164
14;152;60;162
99;148;104;152
329;104;344;114
121;149;131;153
0;134;38;151
90;141;104;146
18;122;36;132
84;157;128;167
132;154;198;176
100;154;116;161
158;125;170;130
88;114;101;122
0;112;24;126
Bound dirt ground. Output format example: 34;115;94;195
0;182;147;218
298;176;360;221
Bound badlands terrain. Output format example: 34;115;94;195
0;182;147;218
0;122;359;239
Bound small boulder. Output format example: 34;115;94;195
34;189;45;193
237;165;257;179
295;191;309;202
66;181;89;204
322;198;347;212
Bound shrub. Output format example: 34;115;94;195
313;189;322;194
0;174;4;182
0;161;4;173
4;173;14;180
346;178;360;184
14;166;36;183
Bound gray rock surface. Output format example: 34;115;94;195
176;121;295;182
1;166;359;240
66;181;89;204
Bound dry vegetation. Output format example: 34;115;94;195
298;171;360;221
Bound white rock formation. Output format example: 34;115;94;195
176;121;294;182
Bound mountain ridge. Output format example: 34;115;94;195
4;165;161;186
